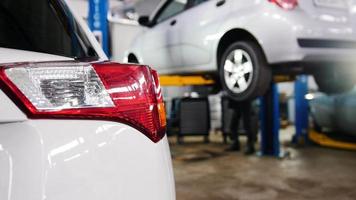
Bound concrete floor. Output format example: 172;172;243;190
169;127;356;200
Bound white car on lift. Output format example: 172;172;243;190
0;0;175;200
126;0;356;100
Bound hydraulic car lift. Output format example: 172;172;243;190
258;75;308;157
292;77;356;151
159;75;215;86
309;130;356;151
292;76;309;145
88;0;110;55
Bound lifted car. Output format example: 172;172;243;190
126;0;356;100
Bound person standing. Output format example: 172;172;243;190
226;99;256;155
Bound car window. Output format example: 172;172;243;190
186;0;209;9
190;0;209;7
0;0;98;60
156;0;188;23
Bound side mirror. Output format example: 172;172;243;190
138;16;152;27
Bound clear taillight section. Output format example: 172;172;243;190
269;0;298;10
5;64;114;110
0;62;166;143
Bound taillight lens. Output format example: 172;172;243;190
269;0;298;10
0;62;166;143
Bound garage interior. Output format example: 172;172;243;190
73;0;356;199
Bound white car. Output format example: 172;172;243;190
126;0;356;100
0;0;175;200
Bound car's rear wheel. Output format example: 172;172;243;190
314;69;355;94
219;41;271;101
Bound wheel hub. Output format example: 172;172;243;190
223;49;253;94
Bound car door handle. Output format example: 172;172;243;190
216;0;226;7
170;20;177;26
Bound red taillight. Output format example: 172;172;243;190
269;0;298;10
0;62;166;143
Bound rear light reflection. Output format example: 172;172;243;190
0;62;166;143
269;0;298;10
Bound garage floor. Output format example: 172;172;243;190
169;127;356;200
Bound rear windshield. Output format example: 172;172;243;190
0;0;98;60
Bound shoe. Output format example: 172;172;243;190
244;146;255;155
225;143;241;152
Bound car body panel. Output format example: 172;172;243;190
126;0;356;74
250;0;356;64
0;48;73;64
0;120;175;200
135;19;182;68
178;0;232;70
1;85;175;200
309;93;335;129
310;89;356;135
0;90;27;123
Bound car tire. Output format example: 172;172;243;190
314;70;355;94
219;41;272;101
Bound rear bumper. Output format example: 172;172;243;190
252;4;356;65
0;120;175;200
272;59;356;75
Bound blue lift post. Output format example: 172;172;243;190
292;75;309;145
88;0;109;56
259;75;309;157
259;83;281;157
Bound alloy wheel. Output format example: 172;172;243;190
223;49;254;94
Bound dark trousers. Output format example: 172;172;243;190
229;100;255;147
